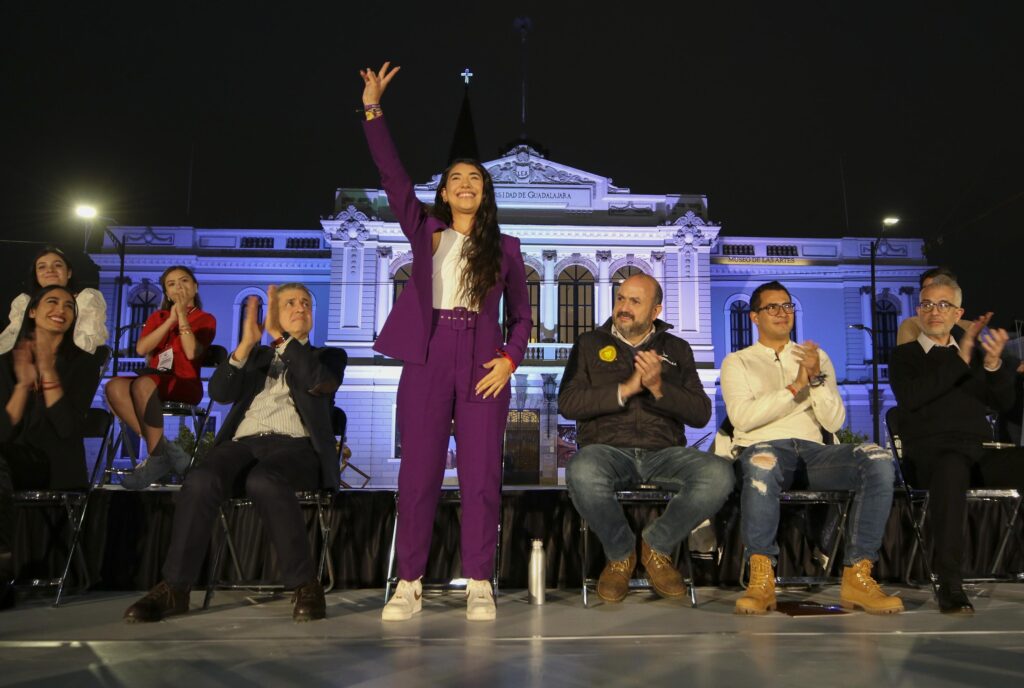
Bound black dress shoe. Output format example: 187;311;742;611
123;581;190;623
292;579;326;622
937;581;974;615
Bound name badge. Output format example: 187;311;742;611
157;348;174;372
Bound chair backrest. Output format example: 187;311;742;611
94;345;112;376
204;344;229;368
713;415;837;460
884;407;902;460
84;407;113;440
331;406;347;440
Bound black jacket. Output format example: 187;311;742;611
558;319;711;450
889;339;1015;451
0;348;104;489
210;339;346;489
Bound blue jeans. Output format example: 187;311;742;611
737;439;895;566
566;444;735;561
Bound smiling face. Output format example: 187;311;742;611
29;287;76;336
614;275;662;340
35;252;71;288
440;162;485;219
277;287;312;339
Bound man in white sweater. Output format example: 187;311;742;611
720;280;902;615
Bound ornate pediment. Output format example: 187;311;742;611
324;205;370;244
420;145;619;190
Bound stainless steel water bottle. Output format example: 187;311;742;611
528;538;546;605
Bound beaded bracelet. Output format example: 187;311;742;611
496;349;517;373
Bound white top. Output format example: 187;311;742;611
431;228;471;310
0;288;109;355
720;340;846;447
231;338;310;440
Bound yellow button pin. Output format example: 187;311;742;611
599;345;617;362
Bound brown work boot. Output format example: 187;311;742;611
596;550;636;603
840;560;904;614
641;540;686;599
735;554;777;614
123;581;190;623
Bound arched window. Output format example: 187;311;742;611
126;279;162;354
557;266;594;344
730;301;752;352
237;296;264;344
875;298;899;365
611;266;644;304
393;263;412;304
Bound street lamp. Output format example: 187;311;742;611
75;205;127;375
869;216;899;444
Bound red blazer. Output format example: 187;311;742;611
363;117;532;403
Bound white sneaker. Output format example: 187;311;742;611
382;579;422;621
466;578;496;621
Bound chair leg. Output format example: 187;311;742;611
316;498;336;594
682;545;698;608
580;519;590;607
54;494;91;607
384;495;399;602
821;500;850;581
989;496;1023;576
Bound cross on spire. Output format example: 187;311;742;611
461;68;473;85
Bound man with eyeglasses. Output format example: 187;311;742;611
889;275;1024;613
896;267;972;346
721;280;902;615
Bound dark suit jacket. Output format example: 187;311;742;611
363;116;533;404
0;348;104;489
209;339;346;489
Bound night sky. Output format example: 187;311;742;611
3;2;1022;328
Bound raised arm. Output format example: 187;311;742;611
360;62;429;239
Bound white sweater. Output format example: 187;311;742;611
720;340;846;447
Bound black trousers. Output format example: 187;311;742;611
0;443;50;564
162;435;320;588
905;439;1024;582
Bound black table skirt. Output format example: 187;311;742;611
12;489;1023;591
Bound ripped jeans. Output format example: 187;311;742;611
737;439;894;566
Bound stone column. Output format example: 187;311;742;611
375;246;392;338
596;250;612;325
860;286;873;363
542;250;557;342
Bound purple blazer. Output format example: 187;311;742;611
363;117;533;402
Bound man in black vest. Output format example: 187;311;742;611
890;275;1024;613
123;283;345;623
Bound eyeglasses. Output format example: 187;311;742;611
755;302;796;315
917;300;959;313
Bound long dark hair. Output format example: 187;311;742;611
159;265;203;310
430;159;502;310
29;246;77;291
15;285;82;361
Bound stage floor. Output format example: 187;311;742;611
2;584;1024;687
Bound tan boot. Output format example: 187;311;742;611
596;551;636;603
641;540;686;599
735;554;777;615
840;560;904;614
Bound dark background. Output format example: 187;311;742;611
2;2;1021;328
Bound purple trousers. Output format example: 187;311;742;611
395;309;508;581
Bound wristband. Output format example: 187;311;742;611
786;384;798;397
496;349;517;373
808;373;828;388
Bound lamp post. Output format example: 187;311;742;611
76;205;126;375
869;216;900;444
541;374;558;438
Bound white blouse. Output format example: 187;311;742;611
432;228;473;310
0;288;110;355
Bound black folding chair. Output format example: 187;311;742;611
13;407;113;606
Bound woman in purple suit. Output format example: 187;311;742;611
361;62;532;622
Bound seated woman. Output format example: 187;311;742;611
0;285;105;609
0;246;108;355
107;266;216;489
